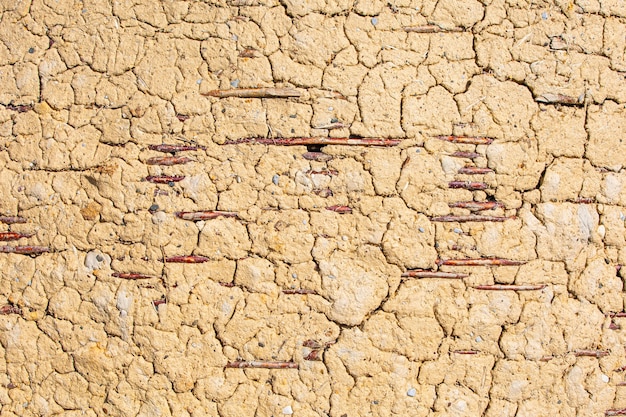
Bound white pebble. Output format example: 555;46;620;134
117;291;132;314
455;399;468;411
407;388;416;397
85;250;110;270
475;336;483;342
152;211;167;224
601;374;609;383
282;406;293;415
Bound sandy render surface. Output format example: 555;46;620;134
1;0;626;416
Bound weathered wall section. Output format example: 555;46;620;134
1;0;626;416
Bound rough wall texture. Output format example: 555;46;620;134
1;0;626;416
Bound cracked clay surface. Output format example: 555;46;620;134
1;0;626;416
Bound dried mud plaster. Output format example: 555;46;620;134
1;1;626;416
